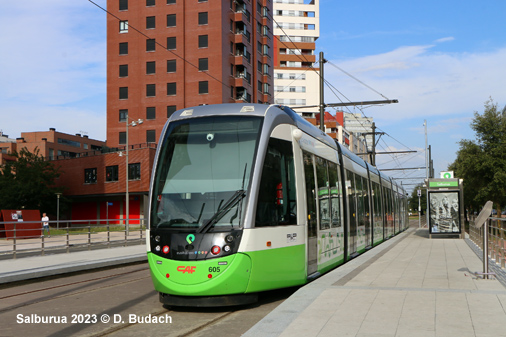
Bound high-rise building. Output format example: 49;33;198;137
106;0;274;147
338;112;374;152
272;0;319;113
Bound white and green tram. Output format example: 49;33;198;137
147;103;408;307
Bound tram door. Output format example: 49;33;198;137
347;171;358;254
303;152;318;275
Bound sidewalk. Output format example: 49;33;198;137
245;228;506;337
0;245;147;284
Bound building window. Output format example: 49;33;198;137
167;59;176;72
119;42;128;55
128;163;141;180
146;16;155;29
198;35;208;48
119;0;128;11
119;109;128;122
146;61;156;74
167;82;176;95
120;20;128;33
146;84;156;97
119;64;128;77
106;165;119;182
146;38;155;51
167;0;175;3
58;138;81;147
146;107;156;120
84;168;97;184
146;0;155;6
146;130;156;143
198;58;208;71
167;105;176;117
262;44;269;56
198;12;208;25
199;81;208;94
166;37;176;50
119;87;128;99
167;14;176;27
119;132;126;145
198;0;207;2
263;83;270;94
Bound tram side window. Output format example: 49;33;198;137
329;163;342;228
347;170;357;231
373;182;382;224
316;157;330;230
355;175;365;227
255;138;296;227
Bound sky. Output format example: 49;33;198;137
1;0;505;194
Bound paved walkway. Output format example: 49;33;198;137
245;228;506;337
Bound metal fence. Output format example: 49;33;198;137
0;219;146;259
468;216;506;270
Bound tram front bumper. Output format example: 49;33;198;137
147;252;252;296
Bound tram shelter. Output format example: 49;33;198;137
427;178;465;239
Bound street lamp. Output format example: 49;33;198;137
121;117;143;236
55;192;62;230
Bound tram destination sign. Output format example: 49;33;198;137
429;181;458;188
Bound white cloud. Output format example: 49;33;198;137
325;44;506;124
0;1;107;139
435;36;455;43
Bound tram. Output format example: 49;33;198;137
147;103;408;307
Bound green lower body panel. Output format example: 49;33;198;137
244;244;307;293
148;252;252;296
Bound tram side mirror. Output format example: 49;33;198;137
474;200;493;228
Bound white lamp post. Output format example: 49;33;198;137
56;192;62;230
122;117;143;236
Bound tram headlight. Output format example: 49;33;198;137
155;245;161;252
154;235;160;242
223;245;231;252
225;234;234;243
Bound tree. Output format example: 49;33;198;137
449;99;506;213
0;147;64;213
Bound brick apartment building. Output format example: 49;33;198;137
0;129;106;165
106;0;274;147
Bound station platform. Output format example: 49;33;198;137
244;227;506;337
0;245;147;284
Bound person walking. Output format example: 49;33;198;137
42;213;50;238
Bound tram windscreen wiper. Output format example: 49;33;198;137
197;189;246;234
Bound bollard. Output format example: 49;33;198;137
483;219;489;279
66;226;70;253
13;223;17;259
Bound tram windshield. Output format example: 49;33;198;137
150;116;262;231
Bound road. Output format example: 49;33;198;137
0;263;295;337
